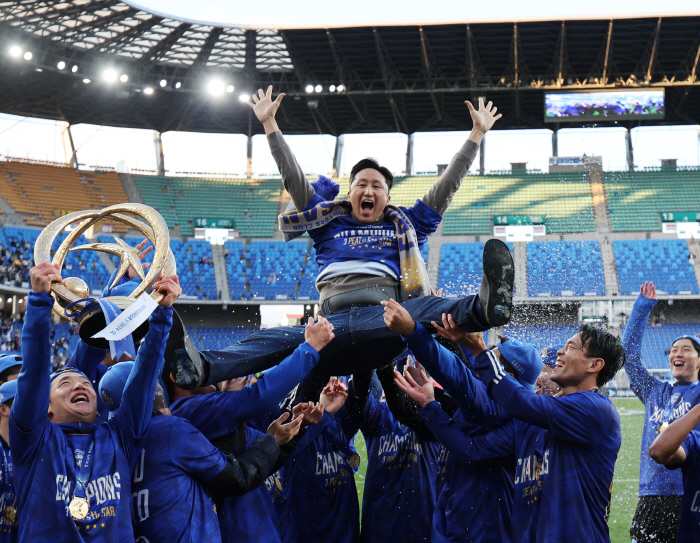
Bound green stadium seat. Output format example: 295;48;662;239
135;176;282;237
441;173;595;235
604;170;700;232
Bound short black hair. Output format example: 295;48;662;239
0;366;19;383
1;398;13;409
671;337;700;357
349;158;393;191
578;324;626;387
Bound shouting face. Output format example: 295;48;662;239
669;338;700;384
348;168;391;224
49;372;97;424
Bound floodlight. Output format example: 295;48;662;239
314;85;322;93
83;78;91;84
337;84;345;92
305;85;314;93
103;69;117;82
120;74;128;83
207;79;225;96
9;46;21;57
329;85;336;92
23;51;32;61
226;85;234;93
160;79;167;88
239;94;250;102
175;82;182;89
72;65;79;73
144;87;154;95
18;299;22;304
57;61;66;70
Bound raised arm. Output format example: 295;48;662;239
622;282;658;403
419;401;514;464
421;98;501;214
12;264;60;433
115;275;179;448
473;352;615;444
649;404;700;466
248;85;315;211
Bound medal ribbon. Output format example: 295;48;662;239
0;446;13;512
663;381;700;425
73;439;95;504
96;299;136;362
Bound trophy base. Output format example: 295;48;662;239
78;300;149;350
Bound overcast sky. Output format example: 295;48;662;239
125;0;700;29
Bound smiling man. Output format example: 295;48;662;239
382;299;626;543
622;282;700;543
247;85;504;317
10;262;180;542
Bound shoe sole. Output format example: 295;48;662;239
165;310;204;390
480;239;515;327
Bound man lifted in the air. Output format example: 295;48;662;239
170;86;514;388
249;85;502;316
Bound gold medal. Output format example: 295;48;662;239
349;452;360;470
69;497;89;520
2;506;15;525
659;422;669;433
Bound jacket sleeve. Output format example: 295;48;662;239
267;131;316;212
405;323;502;423
70;340;107;379
622;294;658;403
421;140;479;214
11;292;53;434
113;305;172;464
218;342;320;426
420;401;514;461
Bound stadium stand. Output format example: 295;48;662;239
194;327;248;350
134;176;281;237
4;226;109;293
614;239;699;295
527;241;605;297
501;324;580;350
298;245;319;300
247;240;308;300
605;170;700;232
439;242;512;297
0;161;128;230
99;235;217;299
626;322;700;370
224;241;247;300
441;172;596;235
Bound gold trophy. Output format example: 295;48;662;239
33;203;176;348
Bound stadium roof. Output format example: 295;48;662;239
0;1;698;136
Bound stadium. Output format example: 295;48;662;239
0;1;700;542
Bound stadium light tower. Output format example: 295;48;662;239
120;74;128;83
238;94;250;102
9;46;21;57
305;85;314;93
144;87;154;95
57;61;66;70
23;51;32;61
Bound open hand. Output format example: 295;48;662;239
431;313;468;343
293;401;325;425
267;412;303;445
128;239;153;280
320;377;348;414
394;368;435;408
640;281;657;300
247;85;285;129
466;97;502;134
381;299;416;336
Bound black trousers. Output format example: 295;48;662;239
630;495;683;543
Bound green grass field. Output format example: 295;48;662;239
353;397;645;543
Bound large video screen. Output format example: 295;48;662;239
544;90;664;122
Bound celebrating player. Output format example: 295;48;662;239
98;361;284;543
248;85;503;315
10;262;179;541
623;281;700;543
0;380;18;541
